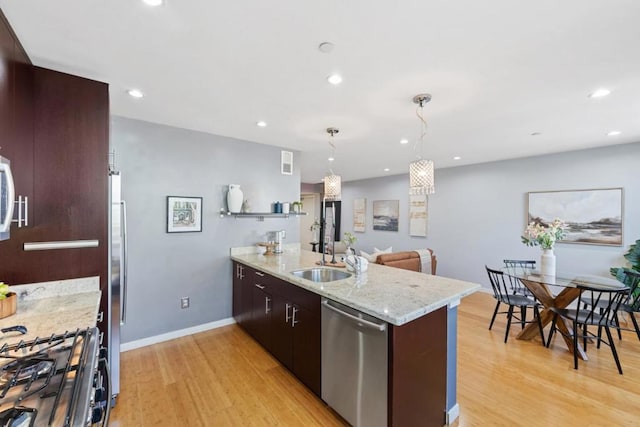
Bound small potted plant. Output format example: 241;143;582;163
292;201;303;213
0;282;17;319
342;231;357;253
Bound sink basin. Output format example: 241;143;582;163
290;268;352;283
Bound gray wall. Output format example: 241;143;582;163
340;142;640;288
111;116;301;343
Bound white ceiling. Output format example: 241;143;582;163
2;0;639;183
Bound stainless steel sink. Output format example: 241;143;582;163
290;268;352;282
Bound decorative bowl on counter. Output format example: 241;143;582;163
257;242;277;256
0;293;17;319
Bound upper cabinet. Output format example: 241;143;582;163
0;13;33;228
0;11;109;287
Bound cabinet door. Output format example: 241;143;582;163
251;284;272;351
232;262;243;324
270;293;293;369
291;304;321;396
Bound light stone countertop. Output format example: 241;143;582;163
231;248;481;326
0;277;101;347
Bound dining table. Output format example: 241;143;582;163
502;268;626;360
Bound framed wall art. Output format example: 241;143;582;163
167;196;203;233
353;198;366;232
409;194;428;237
527;188;623;246
373;200;399;232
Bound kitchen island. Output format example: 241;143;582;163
231;247;480;426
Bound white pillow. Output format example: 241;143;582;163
360;247;393;263
374;247;392;255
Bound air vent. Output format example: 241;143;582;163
281;151;293;175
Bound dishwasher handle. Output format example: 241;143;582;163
322;300;386;331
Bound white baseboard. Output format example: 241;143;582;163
446;403;460;425
121;317;236;352
477;287;492;295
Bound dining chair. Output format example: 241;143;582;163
503;259;536;297
582;269;640;341
485;266;546;345
547;284;628;374
615;269;640;341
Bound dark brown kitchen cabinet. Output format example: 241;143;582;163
0;12;33;230
232;263;321;396
251;274;272;351
232;261;252;328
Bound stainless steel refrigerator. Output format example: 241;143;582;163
108;170;127;402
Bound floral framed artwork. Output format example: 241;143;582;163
167;196;203;233
373;200;399;232
353;198;366;232
527;188;623;246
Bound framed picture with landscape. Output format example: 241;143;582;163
167;196;203;233
373;200;399;232
526;188;623;246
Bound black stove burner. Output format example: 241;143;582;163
0;359;54;387
0;406;36;427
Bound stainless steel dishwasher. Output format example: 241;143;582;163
321;298;388;427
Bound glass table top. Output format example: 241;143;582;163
502;267;626;289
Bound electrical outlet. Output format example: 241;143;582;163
181;297;190;309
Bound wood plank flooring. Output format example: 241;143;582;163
109;292;640;426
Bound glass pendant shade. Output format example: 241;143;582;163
409;159;435;195
324;173;342;201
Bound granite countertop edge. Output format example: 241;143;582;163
231;249;481;326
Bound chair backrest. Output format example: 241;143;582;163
576;285;629;326
503;259;536;294
621;269;640;311
486;266;516;302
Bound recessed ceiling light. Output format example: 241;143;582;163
328;156;335;162
256;121;267;127
607;130;621;136
589;88;611;98
384;168;390;172
142;0;163;6
327;74;343;85
318;42;335;53
400;139;409;145
453;156;461;160
127;89;144;98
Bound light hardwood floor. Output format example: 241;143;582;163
109;292;640;426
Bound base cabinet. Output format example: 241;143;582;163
233;262;321;396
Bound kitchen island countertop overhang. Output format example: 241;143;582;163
231;248;481;326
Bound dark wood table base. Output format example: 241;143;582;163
516;279;588;360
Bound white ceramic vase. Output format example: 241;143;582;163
540;248;556;277
227;184;243;213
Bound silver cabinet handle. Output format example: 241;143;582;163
265;296;271;314
255;271;265;277
285;303;292;323
17;195;22;227
291;306;299;327
121;200;128;325
255;284;265;290
12;196;29;228
322;300;386;331
239;265;244;279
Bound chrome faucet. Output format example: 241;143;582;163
344;247;362;275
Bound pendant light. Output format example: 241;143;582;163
324;127;342;201
409;93;435;195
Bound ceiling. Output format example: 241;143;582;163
2;0;639;183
